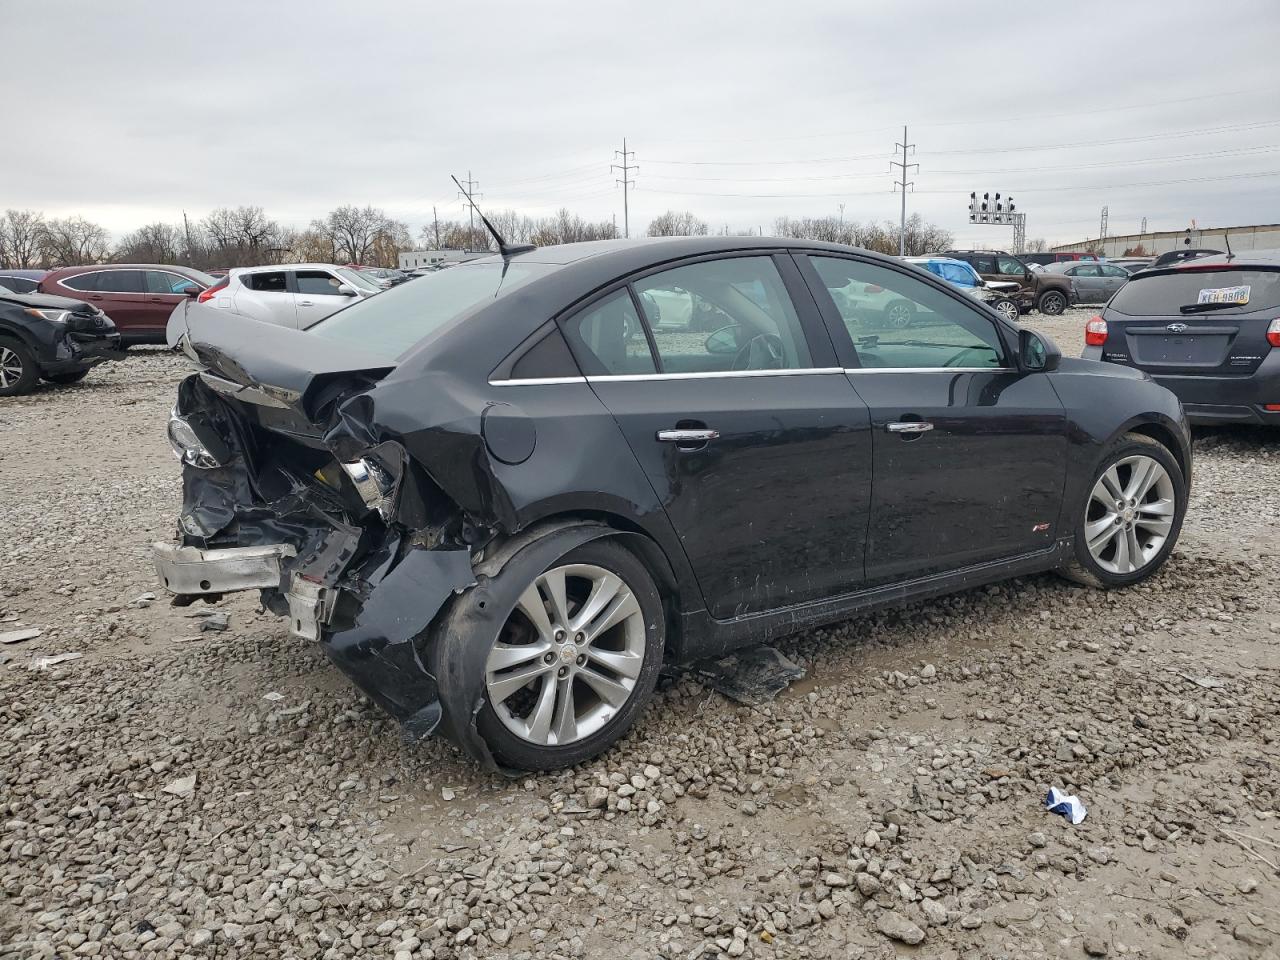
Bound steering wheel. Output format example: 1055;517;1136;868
943;346;994;368
732;333;786;371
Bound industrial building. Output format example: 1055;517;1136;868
398;248;489;270
1053;223;1280;258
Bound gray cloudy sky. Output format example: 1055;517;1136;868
6;0;1280;247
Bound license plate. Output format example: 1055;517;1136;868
1197;285;1250;305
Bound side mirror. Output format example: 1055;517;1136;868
705;324;741;355
1020;328;1061;372
336;284;357;297
182;285;201;298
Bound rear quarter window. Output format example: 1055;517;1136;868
1109;268;1280;316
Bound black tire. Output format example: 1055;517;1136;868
1060;433;1186;589
462;538;664;771
43;369;90;385
992;298;1021;323
1037;290;1068;315
0;339;39;397
883;299;915;329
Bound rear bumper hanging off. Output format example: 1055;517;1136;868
152;542;296;594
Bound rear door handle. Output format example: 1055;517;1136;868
298;300;315;306
657;429;719;443
886;421;934;434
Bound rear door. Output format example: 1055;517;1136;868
69;269;147;335
800;253;1068;584
1101;265;1280;385
235;270;296;326
1098;263;1130;300
563;253;874;619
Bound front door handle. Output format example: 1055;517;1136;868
657;428;719;443
886;421;934;435
298;300;315;306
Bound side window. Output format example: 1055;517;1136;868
809;256;1007;370
970;254;996;274
632;256;812;373
244;271;288;292
1072;264;1100;277
509;327;580;380
97;270;145;293
938;262;977;287
62;272;101;292
295;270;343;296
1101;265;1129;278
145;271;191;294
563;291;657;376
996;255;1025;274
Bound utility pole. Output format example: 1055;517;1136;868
457;172;481;249
890;125;918;256
1140;216;1147;235
612;138;637;238
838;203;845;226
182;210;193;265
433;206;441;248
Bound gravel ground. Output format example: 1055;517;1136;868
2;312;1278;959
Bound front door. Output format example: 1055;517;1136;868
995;253;1034;300
560;254;873;619
1070;263;1103;302
801;254;1068;584
144;270;199;338
292;269;355;327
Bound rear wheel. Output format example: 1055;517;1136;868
470;539;664;770
0;341;39;396
1038;290;1067;315
1061;433;1186;588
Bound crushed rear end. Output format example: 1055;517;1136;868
154;304;481;736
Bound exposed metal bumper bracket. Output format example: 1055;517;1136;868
286;576;335;641
152;542;297;595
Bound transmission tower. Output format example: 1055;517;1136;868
612;139;637;238
1099;205;1109;241
456;171;481;249
890;126;918;256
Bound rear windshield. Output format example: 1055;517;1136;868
308;259;552;359
1108;267;1280;316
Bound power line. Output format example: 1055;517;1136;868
456;171;481;245
914;88;1251;128
612;138;637;239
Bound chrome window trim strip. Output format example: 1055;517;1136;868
585;367;846;383
489;376;590;387
843;367;1018;374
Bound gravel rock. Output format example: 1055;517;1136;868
876;911;926;945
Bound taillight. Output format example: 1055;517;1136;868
197;278;228;303
1267;319;1280;348
1085;315;1108;346
863;284;884;294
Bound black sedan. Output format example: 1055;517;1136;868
1083;252;1280;425
0;289;123;396
155;237;1191;770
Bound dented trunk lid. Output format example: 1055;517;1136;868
171;301;395;435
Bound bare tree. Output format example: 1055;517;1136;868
1025;237;1049;253
40;216;110;266
647;210;709;237
200;206;285;268
115;222;184;264
312;205;411;266
773;212;950;256
0;209;47;268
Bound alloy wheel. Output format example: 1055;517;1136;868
485;563;647;746
885;303;913;328
0;347;24;389
1040;292;1066;315
1084;454;1176;574
994;299;1020;322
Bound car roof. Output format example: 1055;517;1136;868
1159;249;1280;269
0;268;48;279
44;263;207;275
231;263;345;275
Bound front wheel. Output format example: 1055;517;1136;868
465;539;664;770
1061;433;1186;588
1038;290;1068;315
0;341;39;396
992;297;1021;323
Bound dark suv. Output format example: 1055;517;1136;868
943;250;1074;315
1082;252;1280;425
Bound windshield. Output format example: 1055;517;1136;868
1109;267;1280;316
309;259;552;359
334;267;382;292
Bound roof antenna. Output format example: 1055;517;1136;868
451;175;535;258
1223;229;1233;260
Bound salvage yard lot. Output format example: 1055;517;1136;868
2;307;1278;959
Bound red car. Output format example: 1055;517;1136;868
39;264;216;344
